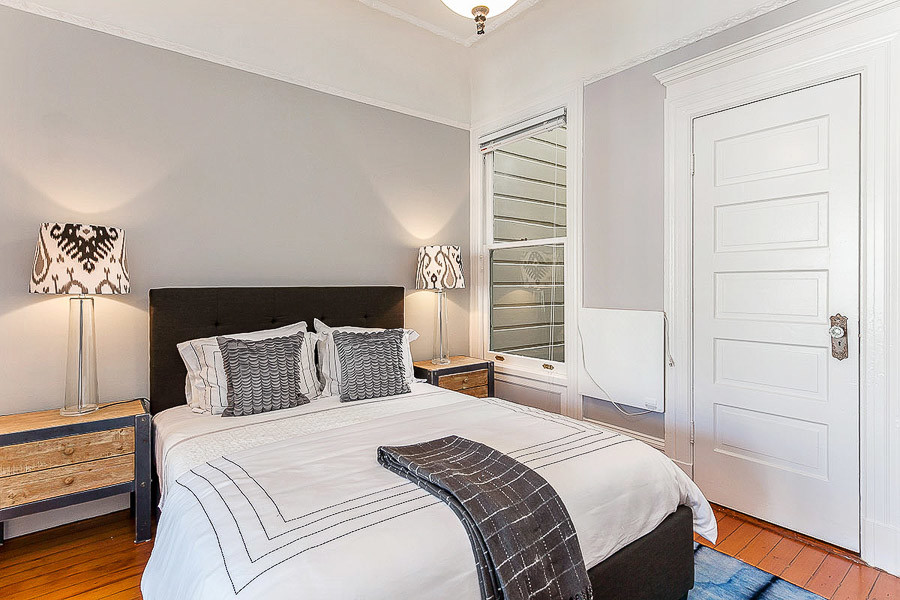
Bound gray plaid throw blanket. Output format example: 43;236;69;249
377;436;593;600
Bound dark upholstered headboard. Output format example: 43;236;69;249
149;286;405;415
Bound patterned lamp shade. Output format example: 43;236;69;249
416;245;465;290
30;223;130;295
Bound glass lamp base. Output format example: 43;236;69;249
432;290;451;365
62;296;100;417
60;404;99;417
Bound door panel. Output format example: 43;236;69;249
713;338;829;400
693;76;860;550
714;116;830;185
714;193;829;252
713;404;828;479
714;270;828;323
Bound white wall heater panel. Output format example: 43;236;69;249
578;308;665;413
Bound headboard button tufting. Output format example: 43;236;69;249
148;287;404;415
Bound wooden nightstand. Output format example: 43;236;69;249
414;356;495;398
0;400;152;544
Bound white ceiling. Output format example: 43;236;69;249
358;0;542;45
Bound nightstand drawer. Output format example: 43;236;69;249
457;385;490;399
1;454;134;509
439;369;489;391
413;357;495;401
0;428;135;477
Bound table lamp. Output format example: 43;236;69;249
416;245;465;365
30;223;130;415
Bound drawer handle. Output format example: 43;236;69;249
62;446;76;456
63;476;75;486
462;377;469;384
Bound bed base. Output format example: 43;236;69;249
587;505;694;600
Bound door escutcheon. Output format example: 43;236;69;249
830;314;849;360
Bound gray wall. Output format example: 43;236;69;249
0;5;470;421
581;0;844;436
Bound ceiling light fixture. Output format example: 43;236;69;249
440;1;519;35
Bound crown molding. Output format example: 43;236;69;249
654;0;900;86
357;0;542;47
0;0;471;130
584;0;797;86
356;0;471;45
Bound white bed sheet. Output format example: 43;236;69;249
153;384;459;504
145;385;716;599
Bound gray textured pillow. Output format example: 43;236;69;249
217;332;310;417
333;329;411;401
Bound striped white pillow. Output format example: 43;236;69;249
177;321;321;414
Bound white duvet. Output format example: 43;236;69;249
143;385;716;599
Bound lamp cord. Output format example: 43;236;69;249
98;398;148;410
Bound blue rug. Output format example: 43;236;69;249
689;544;824;599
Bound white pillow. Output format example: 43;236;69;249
177;321;320;414
314;318;418;397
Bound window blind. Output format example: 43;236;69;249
479;107;567;154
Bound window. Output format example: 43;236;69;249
481;109;567;364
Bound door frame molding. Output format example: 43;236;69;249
656;0;900;574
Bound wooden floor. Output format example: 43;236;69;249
0;511;152;600
696;504;900;599
1;507;899;599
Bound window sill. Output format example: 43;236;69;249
493;362;568;387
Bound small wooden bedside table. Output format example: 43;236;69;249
0;400;152;544
414;356;495;398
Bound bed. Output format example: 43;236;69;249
142;286;716;600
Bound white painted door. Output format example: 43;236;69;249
692;76;860;550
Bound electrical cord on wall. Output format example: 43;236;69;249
663;312;675;367
576;325;653;417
